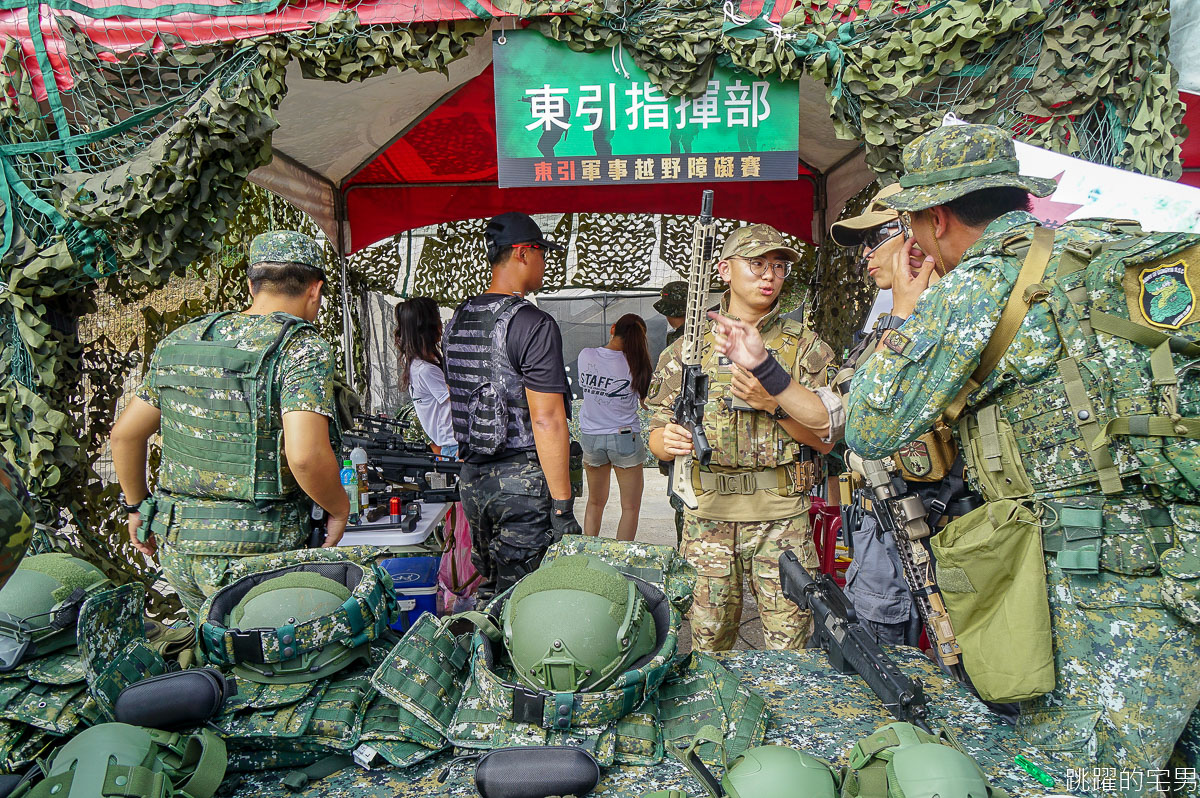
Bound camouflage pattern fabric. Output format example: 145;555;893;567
647;292;836;522
228;647;1064;798
0;458;33;589
458;456;556;601
681;513;818;652
248;230;324;270
718;224;802;262
653;281;688;318
883;125;1057;213
75;582;168;719
540;535;697;615
845;207;1200;775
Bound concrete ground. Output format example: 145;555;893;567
578;466;765;653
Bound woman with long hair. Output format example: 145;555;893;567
576;313;651;541
394;297;457;458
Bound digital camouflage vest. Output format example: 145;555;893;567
369;538;769;768
442;295;536;456
145;312;317;555
955;221;1200;617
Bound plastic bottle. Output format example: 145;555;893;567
349;446;371;509
340;459;360;525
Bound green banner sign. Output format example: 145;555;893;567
493;30;800;188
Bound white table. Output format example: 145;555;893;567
335;501;450;548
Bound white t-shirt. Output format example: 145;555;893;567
409;358;455;448
577;347;641;435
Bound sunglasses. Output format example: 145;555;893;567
863;221;903;251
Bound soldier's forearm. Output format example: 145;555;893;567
531;417;572;501
110;435;150;505
773;383;835;437
777;415;835;454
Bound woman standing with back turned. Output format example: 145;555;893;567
395;297;457;458
577;313;651;541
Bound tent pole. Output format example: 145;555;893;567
335;188;356;389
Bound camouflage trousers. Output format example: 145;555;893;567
158;527;307;618
460;454;557;602
680;511;818;652
1016;558;1200;797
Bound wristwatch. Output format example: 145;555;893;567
771;404;789;420
118;491;141;514
876;314;907;332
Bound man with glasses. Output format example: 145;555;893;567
442;212;582;601
648;223;838;651
110;231;347;616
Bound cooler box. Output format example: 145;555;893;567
381;556;441;632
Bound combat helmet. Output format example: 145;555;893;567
669;726;839;798
0;553;110;671
199;558;396;684
502;555;657;693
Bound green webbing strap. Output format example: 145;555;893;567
1151;340;1176;388
453;611;502;643
976;405;1004;473
170;730;227;798
101;764;161;797
1057;356;1123;494
946;226;1055;422
1098;416;1200;441
280;754;353;792
1090;311;1200;357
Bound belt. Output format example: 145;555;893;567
694;459;819;496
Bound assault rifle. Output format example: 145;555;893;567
780;550;934;733
668;190;717;510
845;452;966;683
343;415;462;506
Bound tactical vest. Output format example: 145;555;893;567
151;312;313;504
369;538;768;768
701;314;825;474
954;220;1200;578
442;296;535;456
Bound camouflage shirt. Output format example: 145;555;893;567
846;211;1118;458
648;294;836;521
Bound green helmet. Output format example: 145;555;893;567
21;722;226;798
502;555;657;693
199;559;396;684
722;746;838;798
843;723;1003;798
0;458;34;590
0;554;110;671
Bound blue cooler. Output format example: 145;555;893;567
381;556;441;632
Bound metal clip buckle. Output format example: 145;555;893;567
228;629;265;665
716;473;754;495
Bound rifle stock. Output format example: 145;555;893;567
779;550;933;733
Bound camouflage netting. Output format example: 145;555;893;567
0;0;1184;616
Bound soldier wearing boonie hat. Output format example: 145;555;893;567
111;229;347;617
654;281;689;347
648;222;838;653
845;123;1200;774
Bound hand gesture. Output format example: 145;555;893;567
731;367;777;412
707;312;768;370
891;237;938;318
661;423;694;457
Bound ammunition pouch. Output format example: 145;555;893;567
931;500;1054;703
958;405;1034;501
893;422;958;483
1160;504;1200;626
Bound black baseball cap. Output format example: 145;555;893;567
484;212;566;257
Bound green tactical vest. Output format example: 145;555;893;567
369;539;767;768
152;311;313;504
956;220;1200;577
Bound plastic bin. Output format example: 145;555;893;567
381;556;441;632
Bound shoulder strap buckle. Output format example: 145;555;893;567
227;629;265;665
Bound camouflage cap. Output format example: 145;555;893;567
883;124;1058;212
248;231;324;272
719;224;801;262
829;183;901;248
654;281;688;317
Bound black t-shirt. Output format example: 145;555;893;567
463;296;569;464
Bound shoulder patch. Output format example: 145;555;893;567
1139;260;1196;330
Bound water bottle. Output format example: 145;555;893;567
340;459;360;525
349;445;371;509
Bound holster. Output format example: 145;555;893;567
114;667;235;731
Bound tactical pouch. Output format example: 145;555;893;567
958;406;1034;501
893;422;957;482
467;382;510;456
930;500;1054;703
473;746;600;798
1160;504;1200;626
114;667;234;731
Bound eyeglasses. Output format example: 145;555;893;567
899;212;913;240
863;221;903;252
733;256;794;279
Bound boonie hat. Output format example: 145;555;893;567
485;212;566;260
248;230;325;272
829;183;902;248
719;224;801;262
884;124;1057;212
653;281;688;317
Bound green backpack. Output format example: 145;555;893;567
840;723;1004;798
13;723;227;798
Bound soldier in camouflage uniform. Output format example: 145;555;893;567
648;224;838;652
110;231;349;616
844;125;1200;785
654;280;688;348
0;458;34;588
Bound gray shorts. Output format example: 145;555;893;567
580;429;645;469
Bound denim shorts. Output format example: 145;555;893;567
580;429;645;468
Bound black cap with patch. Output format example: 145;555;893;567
485;212;566;261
